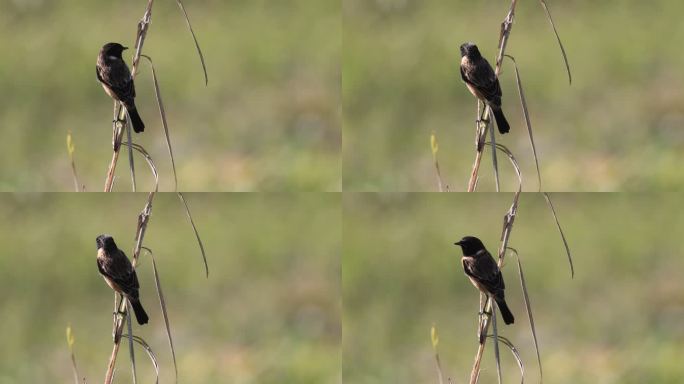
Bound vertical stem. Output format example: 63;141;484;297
125;122;137;192
466;0;517;191
104;149;121;192
103;0;154;192
488;106;500;191
469;191;520;383
103;338;121;384
467;151;483;192
103;192;155;384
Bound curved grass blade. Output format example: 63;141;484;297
124;119;137;192
142;247;178;383
504;55;541;191
484;143;522;193
506;246;542;382
178;192;209;277
539;0;571;84
487;106;501;192
125;304;137;384
175;0;208;85
491;304;502;384
141;55;178;190
486;335;524;384
121;142;159;192
543;193;574;278
121;334;160;384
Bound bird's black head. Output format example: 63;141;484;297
460;42;481;59
101;42;128;58
454;235;486;256
96;234;118;251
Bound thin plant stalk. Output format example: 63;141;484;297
104;0;154;192
103;192;155;384
468;143;521;384
467;0;517;192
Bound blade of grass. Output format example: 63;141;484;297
125;120;137;192
141;55;177;190
178;192;209;277
486;335;524;384
487;106;500;192
507;246;541;382
175;0;208;85
121;334;160;384
142;246;178;383
125;305;137;384
539;0;571;84
486;143;522;196
543;193;573;278
121;142;159;192
491;304;502;384
504;55;541;191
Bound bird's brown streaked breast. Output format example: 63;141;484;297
97;249;123;293
462;256;489;294
460;57;485;100
101;84;117;101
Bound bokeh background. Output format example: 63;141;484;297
343;0;684;191
0;0;340;191
343;193;684;383
0;193;341;383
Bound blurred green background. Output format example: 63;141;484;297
0;0;340;191
343;193;684;383
343;0;684;191
0;193;340;383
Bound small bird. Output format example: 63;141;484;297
459;42;510;134
96;234;149;325
96;42;145;133
455;236;514;325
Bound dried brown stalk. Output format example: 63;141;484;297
103;0;155;192
468;143;521;384
466;0;517;192
103;192;155;384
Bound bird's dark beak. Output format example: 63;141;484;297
123;46;129;50
454;241;462;246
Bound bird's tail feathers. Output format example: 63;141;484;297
126;105;145;133
492;107;510;134
495;298;515;325
130;299;149;325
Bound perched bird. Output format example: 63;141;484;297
459;42;510;134
96;234;149;325
96;42;145;133
455;236;514;325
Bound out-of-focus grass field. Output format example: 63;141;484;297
0;193;341;383
343;193;684;383
0;0;340;191
343;0;684;191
